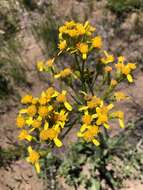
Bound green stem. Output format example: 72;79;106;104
61;117;78;139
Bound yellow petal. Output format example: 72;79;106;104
82;53;87;60
19;109;27;114
92;139;100;146
54;124;61;132
29;128;35;132
44;122;49;130
28;146;33;153
35;162;40;173
41;91;46;97
52;91;59;97
103;123;110;129
107;104;114;110
77;132;83;137
119;119;125;128
92;114;98;119
26;135;32;141
127;74;133;83
64;102;72;111
80;124;87;132
84;110;89;115
54;138;63;147
37;116;42;121
26;117;33;126
54;74;61;78
59;122;65;128
78;106;88;111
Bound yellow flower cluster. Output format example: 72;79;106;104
37;58;54;72
115;56;136;82
58;21;103;59
16;87;72;173
101;52;136;83
78;95;125;145
17;21;137;173
55;68;72;79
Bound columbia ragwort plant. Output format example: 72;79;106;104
16;21;136;174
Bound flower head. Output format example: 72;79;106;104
92;36;102;48
77;43;88;60
27;146;40;173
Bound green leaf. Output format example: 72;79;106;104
90;179;100;190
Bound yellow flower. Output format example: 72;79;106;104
56;90;72;111
111;111;124;128
101;51;114;64
27;146;40;173
27;105;37;117
39;91;49;105
32;98;39;105
59;25;67;34
104;66;112;72
56;110;68;128
38;105;53;117
92;36;102;48
16;115;25;128
18;130;32;141
65;21;76;28
46;87;56;98
21;95;33;104
55;68;72;79
110;79;117;86
77;43;88;60
68;29;77;37
114;91;127;101
82;114;92;125
115;57;136;83
80;110;97;132
96;104;113;126
84;21;96;35
40;129;50;141
45;58;55;68
32;120;41;129
77;125;100;146
121;65;135;83
39;96;47;105
79;96;102;111
58;40;67;51
26;117;34;126
76;23;86;35
37;61;45;72
82;111;97;125
40;128;62;147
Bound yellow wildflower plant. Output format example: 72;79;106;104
17;21;136;173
